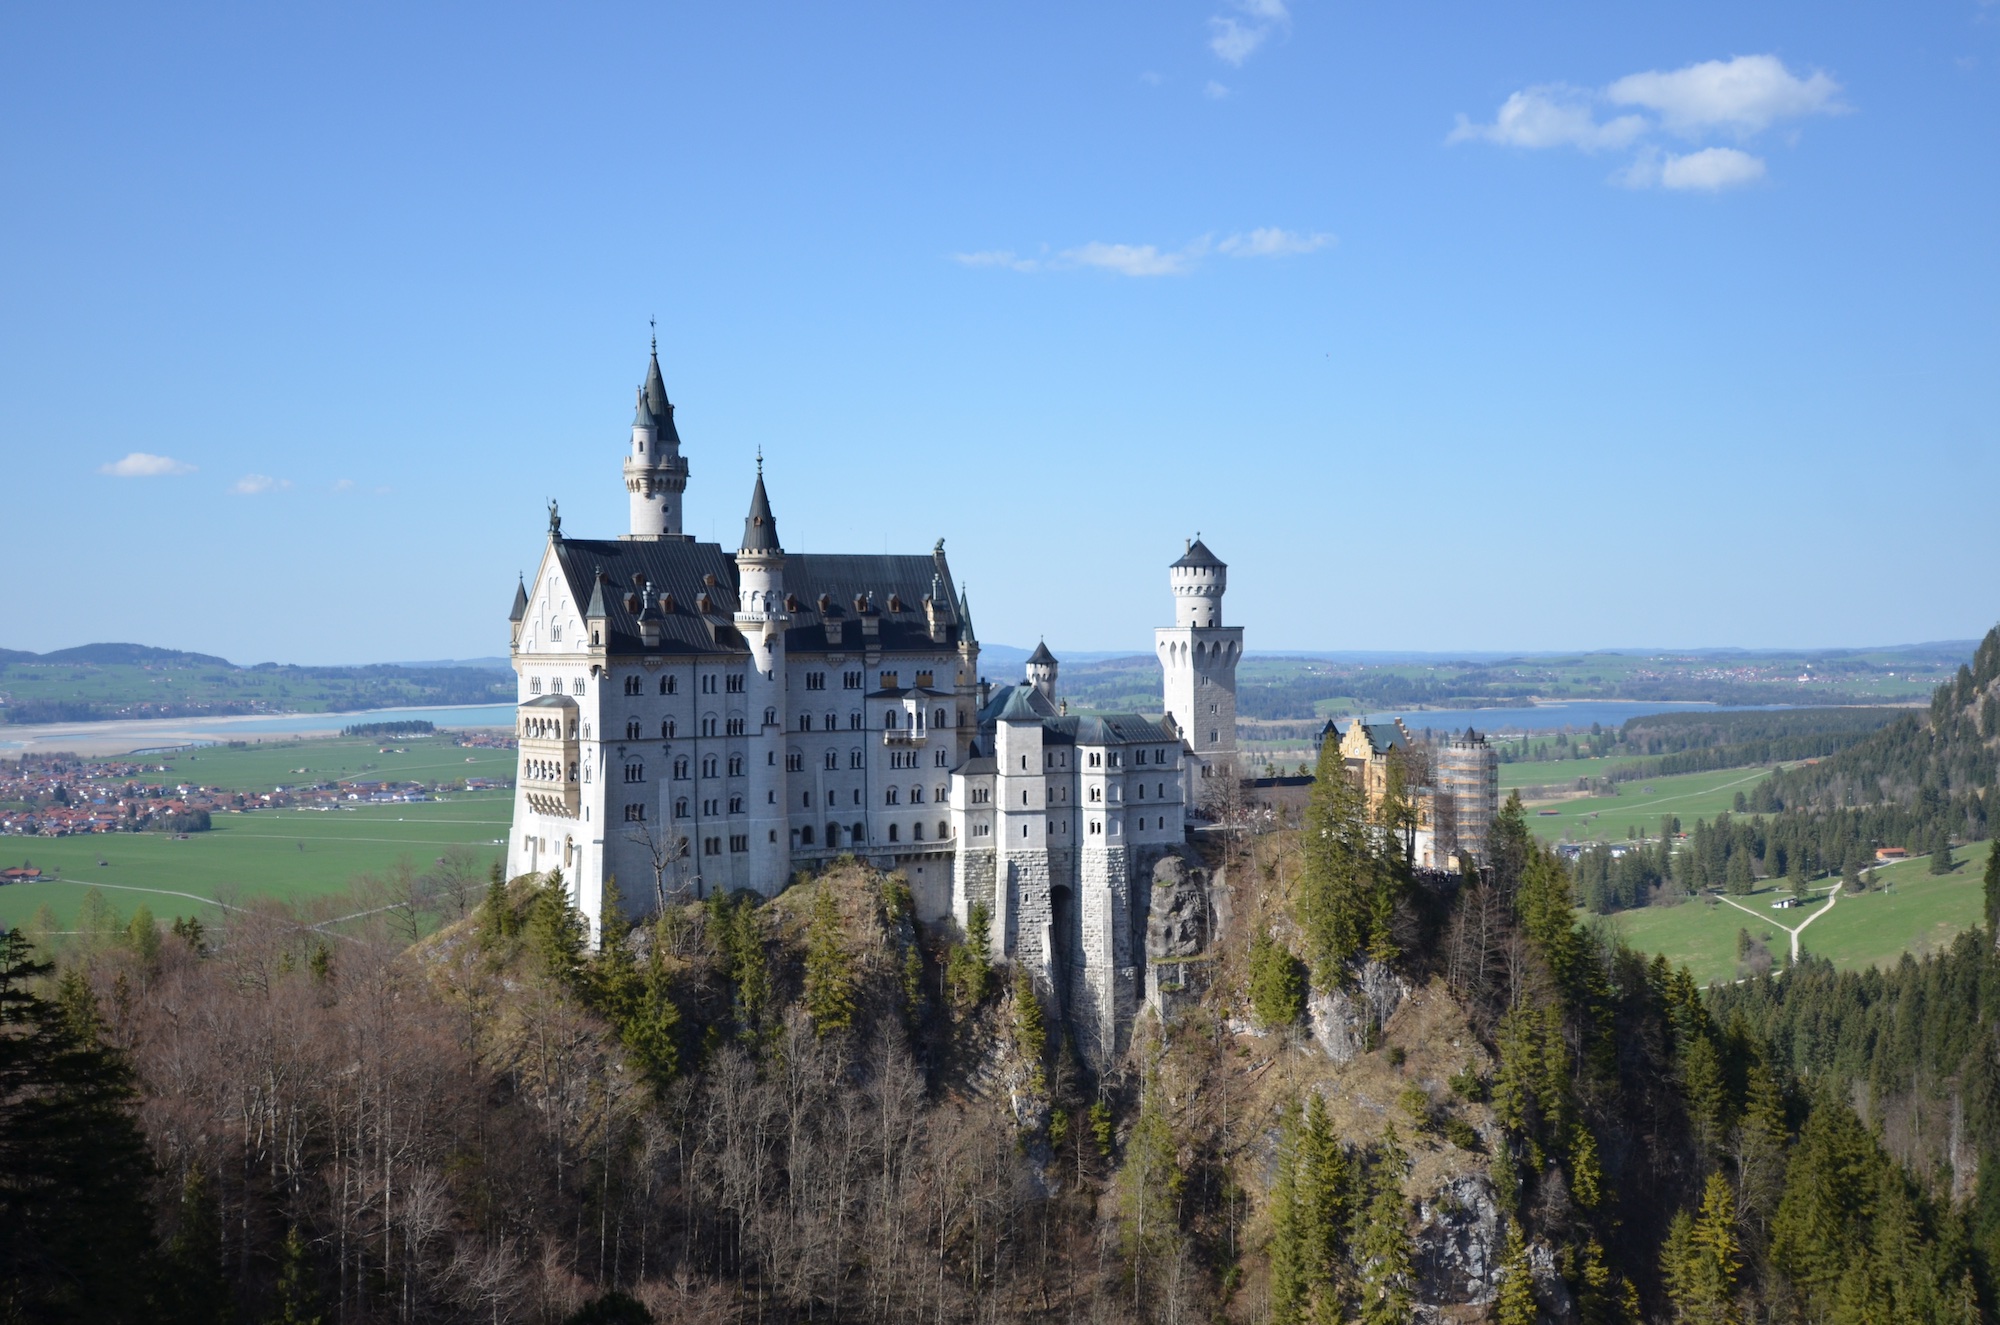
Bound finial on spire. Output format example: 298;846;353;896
756;446;763;477
649;315;657;353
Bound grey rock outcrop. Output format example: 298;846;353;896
1307;959;1409;1063
1413;1173;1504;1312
1145;855;1210;960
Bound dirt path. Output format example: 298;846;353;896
1715;882;1842;963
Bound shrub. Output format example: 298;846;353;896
1247;931;1306;1030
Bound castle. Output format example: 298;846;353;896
505;340;1241;1062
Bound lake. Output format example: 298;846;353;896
1363;700;1825;736
0;703;516;756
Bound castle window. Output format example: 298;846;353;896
702;755;717;777
974;823;990;837
938;820;948;839
933;709;946;729
787;752;803;772
673;758;689;780
934;749;948;767
1138;783;1145;799
674;798;689;817
730;834;748;853
888;824;900;843
852;822;865;842
1209;730;1218;743
910;785;924;803
627;721;641;740
624;761;645;783
662;676;677;695
935;784;947;802
530;678;542;695
885;787;900;805
726;717;745;736
849;749;864;769
623;804;645;822
799;714;813;731
850;712;863;730
827;821;840;845
844;672;862;689
728;755;744;777
825;749;838;770
884;711;898;730
703;837;720;856
800;825;814;845
726;673;745;694
806;672;825;691
729;796;744;815
662;719;674;739
912;822;923;841
702;717;717;736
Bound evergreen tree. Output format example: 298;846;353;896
1351;1127;1413;1325
1931;832;1956;875
1247;931;1306;1031
270;1224;324;1325
527;870;587;983
802;887;857;1037
1298;738;1381;980
1494;1221;1537;1325
1010;966;1047;1092
0;932;159;1324
158;1165;230;1325
1986;839;2000;942
945;903;994;1011
126;903;161;962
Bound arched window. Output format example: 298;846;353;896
702;755;717;778
826;821;840;846
910;785;924;803
934;709;946;729
912;822;924;841
884;710;898;730
851;821;865;843
674;797;688;817
673;757;689;779
765;708;777;726
824;712;836;731
662;719;675;739
885;787;900;805
800;825;815;845
938;820;948;840
888;823;900;843
799;713;813;732
824;749;838;770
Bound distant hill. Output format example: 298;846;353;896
0;642;512;725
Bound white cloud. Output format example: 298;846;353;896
1608;55;1842;137
1218;227;1335;257
332;478;356;493
1661;147;1767;190
99;452;194;478
1454;54;1840;190
1065;241;1202;277
1208;0;1288;67
230;474;292;496
955;227;1332;278
1204;80;1231;100
1448;85;1648;151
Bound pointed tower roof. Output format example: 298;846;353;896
957;585;976;641
738;456;782;555
632;385;654;430
509;575;529;622
641;335;682;445
1172;537;1224;570
584;569;610;619
1027;639;1057;667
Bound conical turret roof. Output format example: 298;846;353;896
738;462;781;555
584;570;610;619
509;575;529;622
1172;538;1224;570
641;339;682;445
1027;639;1057;667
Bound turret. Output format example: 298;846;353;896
1026;639;1058;703
1170;537;1226;627
623;334;690;538
733;457;789;893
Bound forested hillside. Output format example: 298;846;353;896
5;627;2000;1323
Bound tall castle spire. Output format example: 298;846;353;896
623;330;690;539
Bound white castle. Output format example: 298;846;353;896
505;340;1241;1061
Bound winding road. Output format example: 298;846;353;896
1716;881;1841;964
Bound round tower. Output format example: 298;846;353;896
1026;639;1059;702
624;334;690;538
1170;537;1227;627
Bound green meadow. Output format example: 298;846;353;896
1522;764;1781;843
1596;840;1994;988
0;734;516;933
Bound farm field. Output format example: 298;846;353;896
1596;840;1993;987
1499;754;1659;791
0;733;517;935
1522;764;1782;843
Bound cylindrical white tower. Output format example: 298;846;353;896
734;461;790;894
1026;639;1059;702
1155;537;1244;802
1170;538;1227;627
624;338;690;538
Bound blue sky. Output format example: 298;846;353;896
3;2;1995;664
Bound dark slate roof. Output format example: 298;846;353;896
1357;722;1407;754
1046;714;1178;746
955;755;997;776
631;386;654;430
584;574;610;620
641;346;681;445
739;471;781;554
1026;640;1057;667
866;686;953;700
509;577;529;622
522;693;575;709
546;537;965;658
1171;538;1224;570
982;682;1057;724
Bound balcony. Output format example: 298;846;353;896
519;693;580;818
